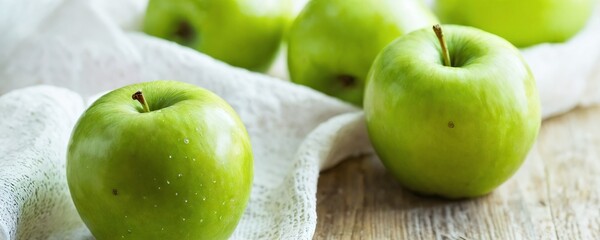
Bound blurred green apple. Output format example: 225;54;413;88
143;0;292;72
67;81;253;239
288;0;438;106
435;0;596;47
364;25;541;198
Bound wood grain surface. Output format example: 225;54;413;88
315;105;600;239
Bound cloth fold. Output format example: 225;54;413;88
0;86;89;240
1;0;600;239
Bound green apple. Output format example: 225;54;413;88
143;0;292;72
67;81;253;239
364;25;541;198
288;0;438;106
435;0;596;47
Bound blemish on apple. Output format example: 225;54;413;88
448;121;455;128
112;189;118;195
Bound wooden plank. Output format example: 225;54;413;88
315;106;600;239
537;106;600;240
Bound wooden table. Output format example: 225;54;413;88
315;106;600;239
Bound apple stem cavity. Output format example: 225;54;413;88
132;90;150;113
433;24;452;67
337;74;356;87
175;21;195;45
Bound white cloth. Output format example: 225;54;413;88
0;0;599;239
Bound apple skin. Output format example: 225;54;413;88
287;0;438;106
364;25;541;198
67;81;253;239
143;0;292;72
435;0;595;47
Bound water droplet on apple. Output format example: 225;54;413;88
175;192;178;196
183;138;189;144
221;201;225;205
214;211;217;215
178;173;183;178
184;199;188;203
195;128;199;132
158;186;161;190
212;180;217;184
194;192;198;195
166;180;170;185
124;215;128;218
182;218;186;221
154;204;158;208
127;229;132;233
200;219;204;223
219;216;222;220
169;155;172;159
192;158;196;162
202;197;206;201
161;227;164;231
199;183;203;187
121;235;124;238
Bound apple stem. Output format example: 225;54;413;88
433;24;452;67
132;90;150;113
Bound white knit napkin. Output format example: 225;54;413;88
1;0;599;239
